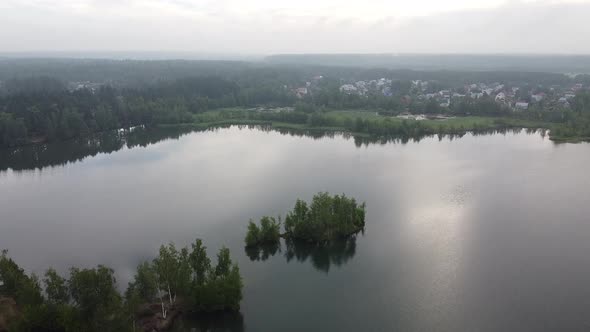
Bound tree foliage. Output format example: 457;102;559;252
244;217;281;247
132;240;243;315
245;193;366;247
284;192;366;243
0;239;243;331
1;66;589;147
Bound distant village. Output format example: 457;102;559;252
291;76;586;112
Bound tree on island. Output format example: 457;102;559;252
245;192;366;247
245;216;281;248
285;192;366;242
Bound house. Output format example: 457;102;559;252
354;81;368;95
295;87;308;98
376;78;391;88
412;80;428;91
495;92;506;103
493;84;505;93
558;97;571;108
514;102;529;111
531;94;545;103
355;81;367;88
340;84;357;94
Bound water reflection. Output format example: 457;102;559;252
244;242;281;262
173;311;244;332
245;236;359;273
0;124;549;173
1;126;589;332
0;126;194;172
285;237;358;273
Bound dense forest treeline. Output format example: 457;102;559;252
1;61;590;147
3;59;588;88
0;74;295;147
0;239;242;332
265;54;590;73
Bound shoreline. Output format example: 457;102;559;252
1;111;587;150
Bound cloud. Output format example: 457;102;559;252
0;0;589;54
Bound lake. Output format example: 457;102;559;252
1;126;590;331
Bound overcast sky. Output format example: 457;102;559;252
1;0;589;54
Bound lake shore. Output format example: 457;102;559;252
159;108;572;142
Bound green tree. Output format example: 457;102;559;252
68;265;126;331
189;239;211;286
259;216;281;243
124;283;143;332
214;247;232;278
153;243;180;305
131;262;158;302
43;268;70;305
0;250;43;307
245;220;261;247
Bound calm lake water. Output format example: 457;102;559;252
2;127;590;331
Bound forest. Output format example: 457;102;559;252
0;240;242;332
1;60;590;147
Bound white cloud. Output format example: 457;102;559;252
0;0;589;54
5;0;585;20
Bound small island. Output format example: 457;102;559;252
245;192;366;247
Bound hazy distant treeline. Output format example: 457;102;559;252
1;58;587;89
266;54;590;74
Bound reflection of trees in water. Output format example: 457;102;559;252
284;236;357;273
0;126;192;172
173;311;244;332
244;242;280;262
0;124;549;173
254;124;548;147
245;236;358;273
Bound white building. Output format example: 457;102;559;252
295;87;308;98
340;84;357;94
531;94;544;103
558;97;571;108
514;102;529;111
493;84;505;93
495;92;506;103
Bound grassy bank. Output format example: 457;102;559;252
155;108;563;141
